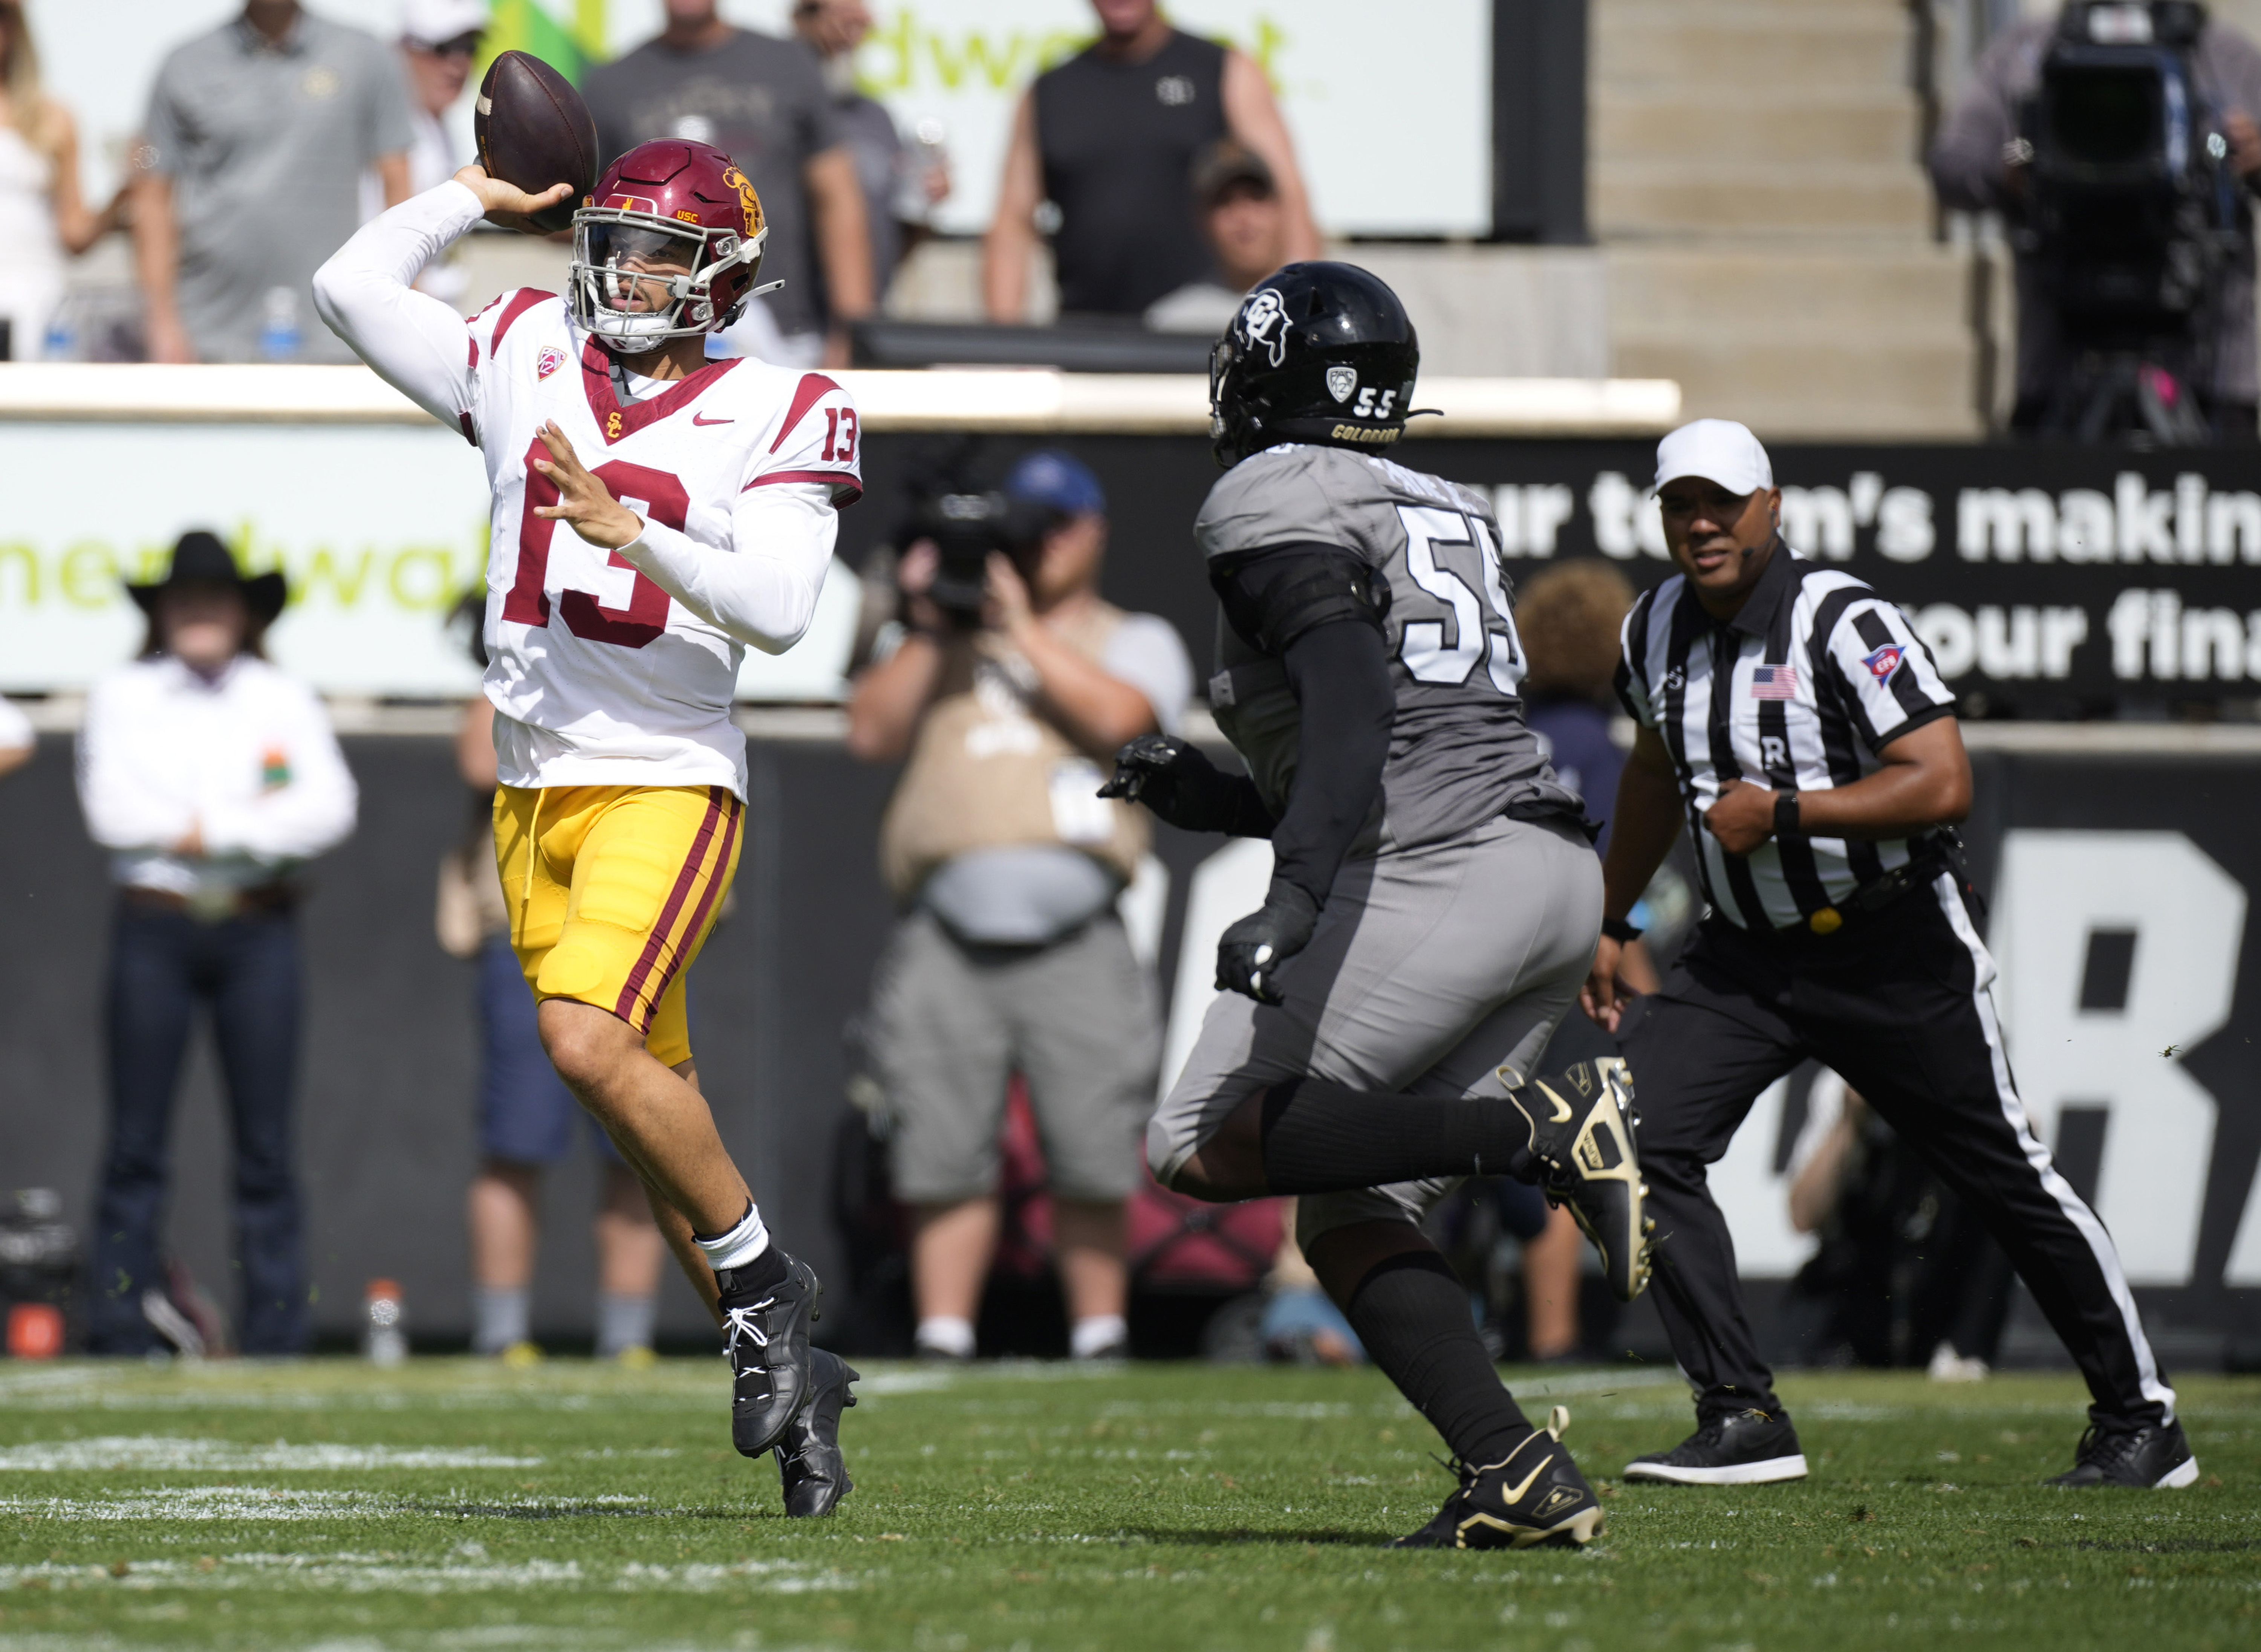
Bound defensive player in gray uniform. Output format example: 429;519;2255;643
1101;263;1651;1550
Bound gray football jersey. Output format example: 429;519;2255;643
1195;443;1583;854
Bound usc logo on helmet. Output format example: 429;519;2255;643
721;166;763;241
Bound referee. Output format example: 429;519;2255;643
1586;420;2193;1490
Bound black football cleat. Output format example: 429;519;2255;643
1392;1407;1605;1550
718;1251;820;1459
1508;1056;1654;1302
2047;1419;2198;1488
778;1348;860;1516
1623;1406;1809;1485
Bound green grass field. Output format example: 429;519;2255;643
0;1357;2253;1652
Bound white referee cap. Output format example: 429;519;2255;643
1654;418;1773;496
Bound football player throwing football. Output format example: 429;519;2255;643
1106;262;1651;1549
315;142;858;1515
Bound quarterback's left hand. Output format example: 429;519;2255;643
1703;778;1778;857
531;421;644;549
1216;882;1319;1006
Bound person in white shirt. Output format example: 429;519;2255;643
360;0;487;301
313;137;859;1505
76;532;357;1356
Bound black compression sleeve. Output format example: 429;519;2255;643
1271;618;1393;907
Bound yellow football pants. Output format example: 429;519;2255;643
493;783;744;1069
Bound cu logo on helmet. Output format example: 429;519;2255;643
1238;288;1289;368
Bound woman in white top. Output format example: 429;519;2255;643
0;0;124;359
77;532;357;1356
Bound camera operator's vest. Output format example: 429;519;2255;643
878;602;1151;902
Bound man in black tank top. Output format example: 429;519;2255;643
983;0;1320;320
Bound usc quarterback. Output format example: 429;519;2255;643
315;140;858;1514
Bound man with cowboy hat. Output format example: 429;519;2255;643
76;530;357;1355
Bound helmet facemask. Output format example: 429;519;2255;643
568;207;769;355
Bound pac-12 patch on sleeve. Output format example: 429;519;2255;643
1861;643;1905;684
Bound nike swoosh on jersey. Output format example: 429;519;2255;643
692;413;733;426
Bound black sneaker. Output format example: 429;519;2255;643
1508;1056;1654;1302
718;1251;820;1459
2048;1419;2198;1488
777;1349;860;1517
1623;1407;1808;1485
1392;1407;1605;1550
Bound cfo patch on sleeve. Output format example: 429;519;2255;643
1862;643;1905;684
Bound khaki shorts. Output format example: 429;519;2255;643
872;909;1158;1203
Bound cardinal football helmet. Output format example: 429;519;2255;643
569;139;776;353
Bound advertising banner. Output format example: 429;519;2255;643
891;434;2261;718
0;421;860;700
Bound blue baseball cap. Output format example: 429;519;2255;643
1003;450;1106;518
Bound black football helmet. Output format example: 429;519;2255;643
1209;261;1420;468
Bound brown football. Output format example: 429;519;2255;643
473;50;597;234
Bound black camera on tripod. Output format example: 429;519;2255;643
2015;2;2251;438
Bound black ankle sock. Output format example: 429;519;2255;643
1258;1077;1533;1195
716;1242;789;1297
1345;1252;1530;1467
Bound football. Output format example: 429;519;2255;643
473;50;598;234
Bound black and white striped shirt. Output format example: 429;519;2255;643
1614;547;1957;932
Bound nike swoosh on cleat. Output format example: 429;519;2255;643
1502;1452;1554;1503
692;413;733;425
1544;1088;1572;1124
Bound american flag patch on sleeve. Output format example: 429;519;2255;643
1750;665;1799;699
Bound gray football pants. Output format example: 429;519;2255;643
1147;814;1603;1249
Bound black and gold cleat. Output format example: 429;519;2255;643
1393;1407;1605;1550
1507;1056;1653;1302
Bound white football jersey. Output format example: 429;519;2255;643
461;290;861;797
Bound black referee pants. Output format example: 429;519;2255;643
1622;874;2172;1431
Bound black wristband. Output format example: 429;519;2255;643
1601;914;1643;944
1775;790;1801;840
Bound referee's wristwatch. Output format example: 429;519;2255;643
1773;789;1801;841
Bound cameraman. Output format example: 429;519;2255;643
1929;2;2261;436
847;451;1193;1362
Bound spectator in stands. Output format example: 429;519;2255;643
0;0;127;360
77;532;358;1355
134;0;414;363
1512;559;1657;1359
584;0;873;368
846;452;1192;1362
360;0;486;304
984;0;1320;323
1929;6;2261;436
438;632;667;1366
1144;140;1291;334
0;694;30;779
789;0;947;304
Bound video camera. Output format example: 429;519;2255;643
899;475;1052;623
2018;2;2245;358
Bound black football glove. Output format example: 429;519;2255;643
1100;735;1275;837
1215;881;1319;1006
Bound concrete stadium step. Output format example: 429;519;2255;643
1594;1;1914;90
1594;162;1935;238
1592;90;1920;168
1607;246;1972;333
1610;330;1983;440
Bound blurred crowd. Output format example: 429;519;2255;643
0;0;1318;369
